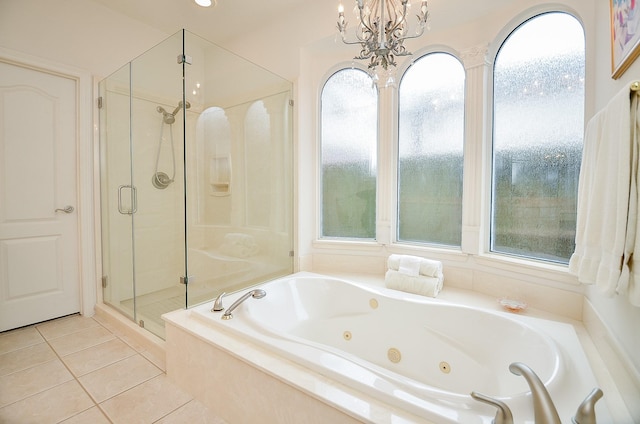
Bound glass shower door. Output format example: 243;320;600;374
99;64;135;323
128;31;187;338
100;31;188;339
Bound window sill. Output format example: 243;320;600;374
473;252;580;288
312;238;386;252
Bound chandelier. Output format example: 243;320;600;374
337;0;429;74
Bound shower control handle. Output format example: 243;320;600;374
470;391;514;424
55;205;74;213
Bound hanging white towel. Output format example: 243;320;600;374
569;83;640;306
387;254;443;278
620;92;640;307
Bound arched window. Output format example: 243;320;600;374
397;52;465;246
320;68;378;239
491;12;585;263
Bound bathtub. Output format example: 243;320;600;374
172;272;610;423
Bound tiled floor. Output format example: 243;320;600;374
0;314;227;423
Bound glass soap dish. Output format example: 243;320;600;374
498;298;527;312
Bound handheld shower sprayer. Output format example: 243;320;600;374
153;100;191;189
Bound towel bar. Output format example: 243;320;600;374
631;80;640;91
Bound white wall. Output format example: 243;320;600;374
0;0;168;78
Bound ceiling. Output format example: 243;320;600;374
90;0;320;44
90;0;521;46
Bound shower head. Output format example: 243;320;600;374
158;101;190;124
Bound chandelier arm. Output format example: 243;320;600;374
356;4;377;41
385;0;409;36
392;23;427;43
340;35;373;46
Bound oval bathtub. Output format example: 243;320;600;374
184;272;606;423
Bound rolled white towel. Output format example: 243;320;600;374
224;233;256;247
387;254;443;278
219;243;259;258
385;269;443;298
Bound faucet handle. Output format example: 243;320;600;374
572;388;603;424
471;391;514;424
211;292;226;312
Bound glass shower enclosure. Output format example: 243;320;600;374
99;30;294;339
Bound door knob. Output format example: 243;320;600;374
55;205;74;213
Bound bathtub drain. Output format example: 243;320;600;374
387;348;402;363
439;361;451;373
343;331;352;341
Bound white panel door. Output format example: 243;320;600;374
0;60;80;331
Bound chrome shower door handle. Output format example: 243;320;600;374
117;185;137;215
55;205;74;213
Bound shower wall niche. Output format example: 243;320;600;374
99;30;294;339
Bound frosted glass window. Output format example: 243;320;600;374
321;69;377;239
397;53;465;246
491;12;585;263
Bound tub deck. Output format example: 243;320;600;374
163;272;613;424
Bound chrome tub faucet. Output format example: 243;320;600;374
219;289;266;320
509;362;561;424
472;362;603;424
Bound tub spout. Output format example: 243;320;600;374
211;292;225;312
572;388;603;424
470;391;513;424
221;289;266;320
509;362;560;424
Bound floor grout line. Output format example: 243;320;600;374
1;314;224;423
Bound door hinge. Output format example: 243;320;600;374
289;250;294;257
97;96;103;109
289;99;294;107
180;275;195;285
101;276;108;288
177;54;192;65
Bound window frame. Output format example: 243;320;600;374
311;5;587;286
487;9;586;265
317;64;380;242
395;50;467;249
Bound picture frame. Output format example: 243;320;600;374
611;0;640;79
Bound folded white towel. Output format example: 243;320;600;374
219;233;259;258
385;269;443;298
387;254;443;278
398;255;421;276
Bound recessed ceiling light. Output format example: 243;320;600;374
195;0;212;7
